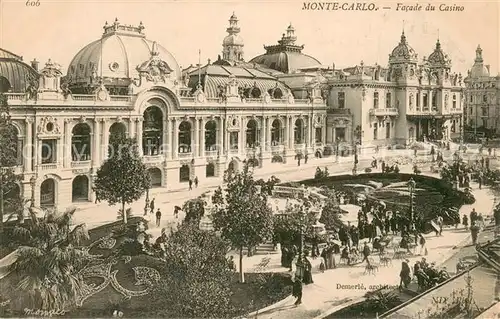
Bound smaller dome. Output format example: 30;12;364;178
223;34;244;46
470;64;490;78
427;40;451;67
469;45;490;78
0;48;39;93
389;32;418;63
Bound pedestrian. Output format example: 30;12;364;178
194;176;199;188
304;153;308;164
470;222;480;245
436;215;443;236
362;242;371;266
419;234;427;256
155;208;162;227
150;198;155;214
292;277;303;306
174;205;180;219
188;179;193;190
462;214;469;229
478;172;483;190
399;259;411;289
95;191;101;204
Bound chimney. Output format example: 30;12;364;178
486;65;490;72
207;58;211;65
31;58;39;71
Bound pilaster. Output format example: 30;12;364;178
265;117;271;151
194;117;199;157
24;118;34;172
101;119;109;161
172;118;178;159
63;119;72;168
167;118;173;160
92;119;100;167
200;117;206;156
136;118;143;156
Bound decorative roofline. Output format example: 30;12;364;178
102;18;145;38
264;44;304;54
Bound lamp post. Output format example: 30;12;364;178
408;178;416;230
353;126;362;175
29;175;36;208
143;187;150;216
295;194;306;281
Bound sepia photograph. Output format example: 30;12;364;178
0;0;498;317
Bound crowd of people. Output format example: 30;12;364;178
399;257;451;292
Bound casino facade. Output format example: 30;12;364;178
0;14;466;209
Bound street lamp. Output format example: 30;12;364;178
353;126;362;175
295;193;306;281
29;175;36;208
407;178;416;229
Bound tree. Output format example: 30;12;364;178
318;188;343;230
273;197;317;246
212;163;274;283
148;223;234;318
182;197;206;224
93;137;150;224
0;93;20;235
8;207;90;311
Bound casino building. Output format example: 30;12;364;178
0;14;465;210
0;15;328;210
463;45;500;135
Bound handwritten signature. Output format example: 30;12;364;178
24;308;66;317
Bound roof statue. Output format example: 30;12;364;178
137;42;174;83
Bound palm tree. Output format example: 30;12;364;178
8;206;90;311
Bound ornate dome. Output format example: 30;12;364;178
469;45;490;77
0;48;39;93
67;19;181;87
427;40;451;68
249;24;321;74
388;32;418;64
223;12;244;46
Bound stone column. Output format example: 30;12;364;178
64;119;72;167
322;124;327;144
172;118;178;159
92;119;100;167
136;118;143;156
284;116;289;147
198;117;206;157
224;118;229;154
101;119;109;161
25;118;33;172
260;117;266;149
200;117;206;156
166;118;172;160
37;138;42;166
289;116;294;147
194;117;199;157
239;117;245;154
128;118;135;138
265;117;271;151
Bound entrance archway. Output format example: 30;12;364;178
148;167;162;187
72;175;89;202
40;179;56;207
179;164;190;182
206;163;215;177
142;106;163;156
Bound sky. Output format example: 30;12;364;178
0;0;498;75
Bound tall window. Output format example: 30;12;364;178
386;123;390;139
178;121;192;153
416;93;420;108
373;124;378;140
373;92;379;108
335;128;345;141
41;140;57;164
271;120;282;145
483;95;488;103
230;132;238;150
72;123;91;161
315;127;322;143
385;92;391;108
409;94;413;108
423;93;428;109
142;106;163;156
338;92;345;109
205;121;217;151
482;107;488;116
431;91;437;109
452;94;457;109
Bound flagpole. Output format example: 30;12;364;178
198;49;201;88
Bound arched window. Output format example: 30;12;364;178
148;167;162;187
205;120;217;151
109;122;127;143
40;178;55;207
72;175;89;202
178;121;192;153
0;76;11;93
294;119;304;144
373;92;379;108
271;119;282;145
272;88;283;99
250;87;261;98
246;119;258;148
143;106;163;156
72;123;91;161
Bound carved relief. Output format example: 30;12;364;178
136;42;173;84
37;116;61;135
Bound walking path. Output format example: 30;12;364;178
247;184;495;319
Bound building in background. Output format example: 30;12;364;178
463;45;500;140
327;32;464;150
